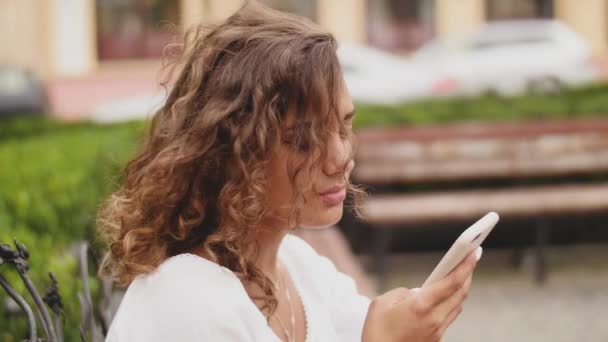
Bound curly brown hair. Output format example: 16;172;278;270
97;0;364;318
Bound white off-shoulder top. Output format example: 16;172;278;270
106;233;371;341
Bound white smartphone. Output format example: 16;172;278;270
421;212;499;288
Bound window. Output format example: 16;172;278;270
367;0;435;52
486;0;553;21
96;0;180;60
266;0;317;21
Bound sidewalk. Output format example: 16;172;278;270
367;243;608;342
47;60;162;121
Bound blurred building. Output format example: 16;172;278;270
1;0;607;78
1;0;607;118
0;0;608;77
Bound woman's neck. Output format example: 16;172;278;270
251;225;291;280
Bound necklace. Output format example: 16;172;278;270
273;262;296;342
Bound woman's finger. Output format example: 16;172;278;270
437;298;465;338
434;273;473;319
436;274;474;339
422;250;478;308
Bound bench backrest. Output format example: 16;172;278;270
354;119;608;184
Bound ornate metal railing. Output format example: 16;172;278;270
1;239;113;342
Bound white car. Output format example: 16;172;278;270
339;20;602;105
338;44;438;104
410;19;601;97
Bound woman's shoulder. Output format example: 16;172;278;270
154;253;238;282
111;254;246;324
126;253;243;304
107;254;265;341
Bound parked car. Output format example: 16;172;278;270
338;44;438;104
339;20;602;105
410;19;601;97
0;65;47;117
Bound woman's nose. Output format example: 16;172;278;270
323;132;353;177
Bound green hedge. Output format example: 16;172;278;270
354;83;608;128
0;116;106;142
0;117;145;342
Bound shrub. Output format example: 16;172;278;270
0;117;145;341
353;83;608;128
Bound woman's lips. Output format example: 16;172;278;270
319;187;346;206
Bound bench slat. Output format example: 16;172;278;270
355;150;608;183
356;118;608;143
357;133;608;161
362;182;608;225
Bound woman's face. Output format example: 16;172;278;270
266;83;356;230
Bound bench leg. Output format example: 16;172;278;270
373;228;391;292
534;221;550;285
511;246;524;269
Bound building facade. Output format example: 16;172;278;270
1;0;607;80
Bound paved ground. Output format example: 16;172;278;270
47;61;160;120
366;243;608;342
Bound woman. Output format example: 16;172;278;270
99;2;480;341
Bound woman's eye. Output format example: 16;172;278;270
339;125;352;139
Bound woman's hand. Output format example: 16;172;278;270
362;248;481;342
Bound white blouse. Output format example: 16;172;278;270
106;233;371;341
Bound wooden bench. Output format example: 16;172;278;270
352;118;608;290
